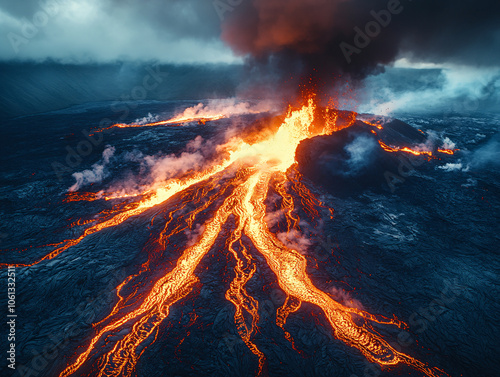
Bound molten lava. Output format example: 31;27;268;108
93;114;226;134
2;98;450;377
378;140;456;158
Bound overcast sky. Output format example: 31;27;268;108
0;0;238;63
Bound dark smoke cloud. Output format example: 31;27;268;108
221;0;500;90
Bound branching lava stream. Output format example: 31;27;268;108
3;98;451;377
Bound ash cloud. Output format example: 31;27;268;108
221;0;500;92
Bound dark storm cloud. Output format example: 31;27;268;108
220;0;500;86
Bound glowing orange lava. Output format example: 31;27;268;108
437;148;457;155
2;98;450;377
93;114;226;134
378;140;456;158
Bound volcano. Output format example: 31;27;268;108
0;96;470;377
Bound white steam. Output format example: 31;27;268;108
69;145;115;192
172;99;277;120
440;137;456;150
330;287;365;310
344;135;377;172
277;229;312;255
134;112;160;125
438;163;468;172
105;136;217;196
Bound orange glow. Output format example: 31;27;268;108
378;140;457;158
0;97;449;377
0;159;239;268
363;120;384;130
63;192;100;202
437;148;457;155
378;140;434;157
93;114;226;133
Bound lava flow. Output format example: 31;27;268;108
3;98;450;377
92;114;226;134
377;140;457;158
90;100;273;134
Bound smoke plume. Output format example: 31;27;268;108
221;0;500;94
